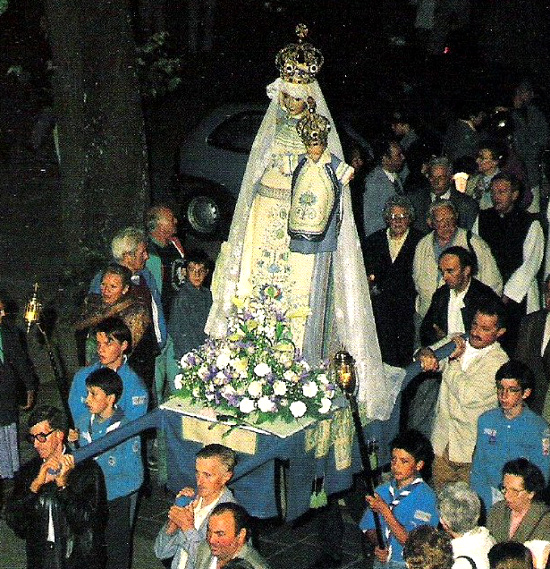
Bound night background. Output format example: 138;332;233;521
1;1;550;567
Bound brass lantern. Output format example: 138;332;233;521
332;350;356;395
24;283;42;333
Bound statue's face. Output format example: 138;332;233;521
281;91;307;116
306;142;325;162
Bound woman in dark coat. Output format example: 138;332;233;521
362;195;423;367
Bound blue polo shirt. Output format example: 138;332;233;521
76;406;143;501
69;360;148;425
359;479;439;564
470;406;550;511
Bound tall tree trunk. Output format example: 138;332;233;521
44;0;149;260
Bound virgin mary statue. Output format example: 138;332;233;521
206;26;395;420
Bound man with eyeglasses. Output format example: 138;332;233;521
470;360;550;513
5;405;107;569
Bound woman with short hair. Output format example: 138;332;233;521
439;482;495;569
487;458;550;543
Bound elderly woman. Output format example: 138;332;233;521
439;482;495;569
487;458;550;543
75;263;150;366
362;195;423;367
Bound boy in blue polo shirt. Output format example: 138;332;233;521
360;429;439;569
470;360;550;513
75;367;144;569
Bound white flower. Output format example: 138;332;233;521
221;384;236;397
273;380;287;396
290;401;307;418
319;397;332;414
248;380;264;398
283;370;299;383
325;386;336;399
239;397;256;414
198;366;209;379
214;371;226;385
302;381;319;398
317;373;328;384
254;362;271;377
192;387;201;398
258;396;276;413
216;350;232;369
173;374;183;390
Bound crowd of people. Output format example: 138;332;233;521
1;22;550;569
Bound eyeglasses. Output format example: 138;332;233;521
499;484;526;496
497;386;522;395
389;213;409;221
187;267;207;275
26;430;55;444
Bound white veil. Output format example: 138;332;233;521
206;78;397;421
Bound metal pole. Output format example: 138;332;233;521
346;391;385;549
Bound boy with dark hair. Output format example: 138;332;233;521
360;429;439;569
69;317;148;424
168;250;212;390
75;367;144;569
470;360;550;513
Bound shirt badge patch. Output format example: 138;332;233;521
484;428;497;444
413;510;432;522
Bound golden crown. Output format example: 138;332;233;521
296;100;331;146
275;24;324;84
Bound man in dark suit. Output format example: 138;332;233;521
409;156;478;234
515;275;550;415
421;246;501;346
363;138;405;238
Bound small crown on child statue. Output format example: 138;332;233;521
296;104;331;146
275;24;324;84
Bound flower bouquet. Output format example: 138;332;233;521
173;285;339;426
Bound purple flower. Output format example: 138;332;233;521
226;394;240;407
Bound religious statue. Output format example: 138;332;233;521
206;25;393;420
